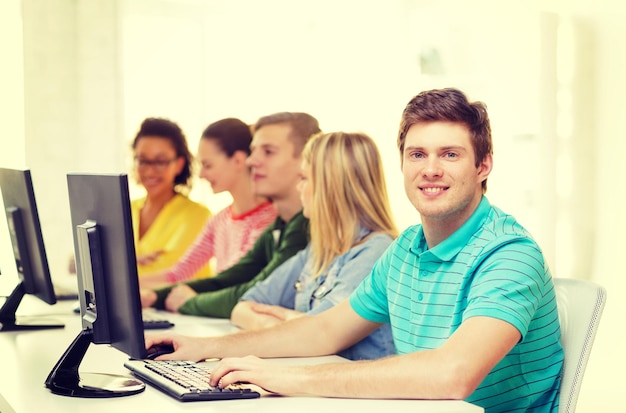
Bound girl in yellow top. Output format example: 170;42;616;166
131;117;211;278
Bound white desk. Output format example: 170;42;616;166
0;295;483;413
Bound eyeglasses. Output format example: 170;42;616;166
133;157;179;172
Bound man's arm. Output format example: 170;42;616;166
146;300;379;361
231;302;303;330
176;215;309;317
209;314;521;400
138;269;169;290
150;228;273;309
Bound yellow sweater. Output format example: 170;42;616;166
131;194;212;278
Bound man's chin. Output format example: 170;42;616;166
253;189;272;199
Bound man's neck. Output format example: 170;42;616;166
421;195;483;249
230;175;268;216
272;193;303;223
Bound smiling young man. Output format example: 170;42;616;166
141;112;320;317
146;89;564;412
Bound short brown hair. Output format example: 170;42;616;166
397;88;493;191
254;112;321;156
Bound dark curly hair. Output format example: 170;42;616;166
132;117;194;192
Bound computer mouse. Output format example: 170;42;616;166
145;343;175;360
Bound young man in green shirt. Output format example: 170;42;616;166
140;112;320;318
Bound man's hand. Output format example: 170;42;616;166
165;284;197;312
144;333;215;362
249;303;304;323
209;355;305;395
140;289;158;308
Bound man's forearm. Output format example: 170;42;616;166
230;302;277;330
206;310;344;359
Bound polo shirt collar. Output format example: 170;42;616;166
411;196;491;261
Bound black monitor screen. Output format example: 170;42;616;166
45;173;146;398
0;168;62;331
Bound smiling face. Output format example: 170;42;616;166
246;123;302;202
402;121;492;230
197;138;242;194
133;136;184;198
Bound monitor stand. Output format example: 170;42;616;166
0;283;64;331
45;329;145;398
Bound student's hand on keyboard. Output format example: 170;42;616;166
145;333;212;362
209;355;303;396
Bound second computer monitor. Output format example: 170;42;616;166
0;168;62;331
68;172;146;357
45;173;147;398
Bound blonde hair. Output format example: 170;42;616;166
303;132;398;278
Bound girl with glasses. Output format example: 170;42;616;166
131;117;212;279
138;118;277;289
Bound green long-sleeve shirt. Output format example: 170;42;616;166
152;211;309;318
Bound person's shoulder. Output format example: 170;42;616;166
396;224;422;244
475;204;544;257
131;196;146;208
346;232;394;260
361;232;395;248
483;205;534;240
284;211;309;230
174;194;210;217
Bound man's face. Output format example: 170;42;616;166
402;121;491;226
246;123;302;201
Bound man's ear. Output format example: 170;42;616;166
477;153;493;183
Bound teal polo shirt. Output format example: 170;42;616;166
350;196;563;413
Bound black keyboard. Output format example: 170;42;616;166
72;303;174;329
142;312;175;330
124;359;260;401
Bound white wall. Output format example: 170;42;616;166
0;0;26;284
567;3;626;411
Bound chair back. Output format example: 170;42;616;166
554;277;606;413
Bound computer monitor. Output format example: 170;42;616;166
0;168;63;331
45;173;147;398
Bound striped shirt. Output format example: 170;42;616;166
350;196;563;413
166;201;277;283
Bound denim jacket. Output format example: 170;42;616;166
241;227;396;360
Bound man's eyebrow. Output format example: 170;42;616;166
403;145;467;152
250;142;279;150
440;145;467;152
